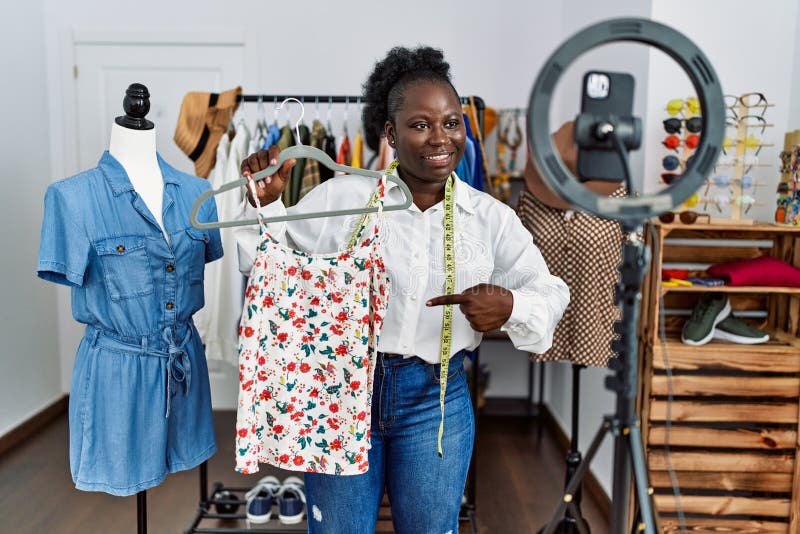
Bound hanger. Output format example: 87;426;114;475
190;97;413;230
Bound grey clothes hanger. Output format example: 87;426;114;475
190;98;412;230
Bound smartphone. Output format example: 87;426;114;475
576;70;635;182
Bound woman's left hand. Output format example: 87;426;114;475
427;283;513;332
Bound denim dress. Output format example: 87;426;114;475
37;152;223;496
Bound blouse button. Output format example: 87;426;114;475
166;264;175;272
165;301;175;310
116;245;125;253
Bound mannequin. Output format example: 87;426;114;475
37;82;222;534
111;82;162;534
109;84;166;238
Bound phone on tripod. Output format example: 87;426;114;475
576;70;635;182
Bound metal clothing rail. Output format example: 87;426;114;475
236;94;486;136
184;91;487;534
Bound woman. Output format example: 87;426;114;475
237;45;569;533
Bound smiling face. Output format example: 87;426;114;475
384;80;466;187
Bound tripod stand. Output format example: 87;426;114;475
540;222;657;534
538;364;592;534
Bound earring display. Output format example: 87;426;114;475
777;131;800;225
493;108;525;202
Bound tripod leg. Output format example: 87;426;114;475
566;503;591;534
540;418;611;534
567;364;589;523
137;490;147;534
628;423;657;534
538;364;592;534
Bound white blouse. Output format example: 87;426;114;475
235;174;569;364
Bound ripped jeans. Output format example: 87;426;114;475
305;351;474;534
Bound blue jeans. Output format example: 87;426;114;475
305;351;475;534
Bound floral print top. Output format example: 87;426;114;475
235;176;389;475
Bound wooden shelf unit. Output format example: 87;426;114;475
638;221;800;533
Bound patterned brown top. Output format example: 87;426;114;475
516;189;624;367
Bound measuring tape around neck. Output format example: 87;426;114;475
437;172;456;457
350;160;456;457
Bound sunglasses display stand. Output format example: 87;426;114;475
702;93;774;225
660;99;700;220
776;130;800;225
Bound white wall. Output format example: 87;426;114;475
0;0;63;436
553;0;653;189
787;0;800;130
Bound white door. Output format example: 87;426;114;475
73;41;245;174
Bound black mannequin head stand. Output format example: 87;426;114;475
115;83;154;130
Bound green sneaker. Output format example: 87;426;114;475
681;292;731;346
713;316;770;344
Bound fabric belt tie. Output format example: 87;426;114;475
158;326;193;418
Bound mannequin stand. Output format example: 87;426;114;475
137;491;147;534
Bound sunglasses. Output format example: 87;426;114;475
663;117;702;134
662;154;696;171
663;134;700;150
705;194;759;214
666;97;700;116
658;210;707;225
661;172;680;185
725;93;770;118
704;175;759;196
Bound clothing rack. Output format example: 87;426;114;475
235;94;485;134
184;92;486;534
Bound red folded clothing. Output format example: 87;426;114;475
662;269;689;281
706;255;800;287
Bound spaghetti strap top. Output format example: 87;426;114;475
235;174;390;475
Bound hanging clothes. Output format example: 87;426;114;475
235;177;389;476
278;125;295;207
351;130;364;169
194;132;231;344
195;125;250;364
464;113;485;192
336;133;351;175
299;120;325;201
320;129;337;182
262;123;281;151
278;124;294;150
37;152;222;495
289;124;311;206
463;99;493;197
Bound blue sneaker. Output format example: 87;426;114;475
245;475;280;524
278;476;306;525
